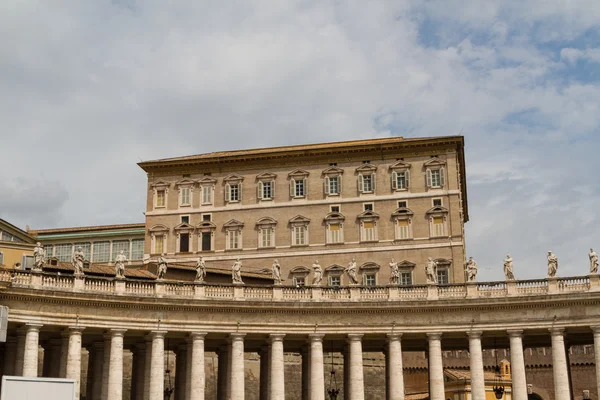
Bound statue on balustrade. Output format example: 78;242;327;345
547;251;558;278
272;259;282;285
195;256;206;283
466;257;478;282
157;254;168;280
389;259;399;284
232;258;243;284
503;254;515;280
72;246;85;277
345;258;359;285
33;242;45;271
589;248;598;274
115;250;127;279
312;261;323;286
425;257;438;284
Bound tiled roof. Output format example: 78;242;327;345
29;223;145;235
162;261;274;280
42;261;156;279
445;369;510;382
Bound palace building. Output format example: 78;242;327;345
138;136;468;286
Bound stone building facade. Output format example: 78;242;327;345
138;136;468;286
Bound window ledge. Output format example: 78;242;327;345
179;204;191;208
360;240;379;244
154;206;166;209
326;242;345;246
291;244;309;248
393;238;414;242
258;246;276;250
393;188;409;192
225;248;243;252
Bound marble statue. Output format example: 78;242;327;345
504;254;515;280
312;261;323;286
589;248;598;274
425;257;437;284
115;250;127;279
272;259;282;285
389;259;399;285
547;251;558;278
72;246;85;277
345;258;358;285
195;256;206;283
466;256;478;282
232;258;243;284
33;242;45;271
157;255;168;280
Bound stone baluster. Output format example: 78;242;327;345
187;332;206;400
22;324;42;377
387;333;405;400
427;333;445;400
107;329;126;400
347;334;365;400
507;329;528;400
66;327;85;398
308;334;325;400
467;331;485;400
149;331;167;400
229;333;246;400
269;334;286;400
549;328;571;400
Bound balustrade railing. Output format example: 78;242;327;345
0;268;598;302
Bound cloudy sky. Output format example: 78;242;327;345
1;1;599;280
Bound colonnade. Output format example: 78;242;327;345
2;324;599;400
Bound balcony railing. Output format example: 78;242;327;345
0;269;598;302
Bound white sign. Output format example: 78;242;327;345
1;376;76;400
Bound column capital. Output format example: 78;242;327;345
25;323;43;332
307;333;324;342
591;325;600;334
268;333;286;342
549;327;565;336
347;333;364;342
149;330;167;339
386;333;403;341
110;328;127;337
507;329;524;338
466;330;483;339
229;332;246;342
67;326;85;334
189;332;207;340
426;332;443;340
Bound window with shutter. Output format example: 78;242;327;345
180;188;191;206
154;236;164;254
362;221;375;241
391;171;398;190
397;219;410;239
202;186;212;204
156;190;166;207
328;224;341;243
357;174;364;193
433;216;445;236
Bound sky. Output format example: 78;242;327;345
1;1;599;281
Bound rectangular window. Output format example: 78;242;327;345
328;275;341;287
363;203;373;211
112;240;130;260
227;183;240;202
364;274;376;286
202;186;212;204
330;205;340;213
45;245;54;260
433;198;442;207
294;179;305;197
398;201;407;208
55;244;73;262
260;228;273;248
0;251;3;265
293;276;306;286
93;241;110;262
179;234;190;252
202;214;212;222
261;181;273;200
433;217;445;237
201;232;212;251
437;269;449;285
180;188;191;206
227;230;240;250
363;221;375;241
74;242;91;261
22;255;34;270
293;226;306;246
397;220;410;239
328;224;341;243
154;236;165;254
181;215;190;224
326;176;340;195
131;239;144;260
396;171;408;189
362;174;373;192
156;190;166;207
400;272;412;286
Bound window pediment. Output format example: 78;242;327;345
256;172;277;181
325;264;344;272
291;266;310;274
426;206;449;215
197;221;217;232
223;174;244;183
149;224;169;233
197;177;217;185
435;258;452;269
357;210;380;221
324;212;345;223
288;169;309;178
256;217;277;227
289;215;311;225
150;180;170;189
173;222;195;232
223;219;244;229
174;179;196;188
359;262;380;271
355;163;377;173
389;160;411;170
322;166;344;176
392;207;414;218
423;157;447;168
397;260;416;269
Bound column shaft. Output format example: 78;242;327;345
309;334;325;400
347;334;365;400
133;345;147;400
22;324;42;377
101;335;111;400
143;340;152;400
467;332;485;400
260;346;270;400
427;333;444;400
14;332;26;376
66;327;84;399
3;338;17;376
593;327;600;400
301;348;309;400
387;334;404;400
91;343;104;400
188;333;206;400
550;328;571;400
269;334;285;400
229;333;246;400
217;346;230;400
507;330;527;400
107;329;126;400
175;346;187;400
149;331;166;400
59;335;69;378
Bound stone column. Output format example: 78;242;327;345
301;348;309;400
550;328;571;400
507;329;527;400
22;324;42;377
347;334;365;400
260;346;270;400
343;346;349;400
175;345;187;400
143;339;152;400
467;331;485;400
132;344;147;400
387;333;404;400
187;332;206;400
308;334;325;400
591;326;600;399
3;337;17;376
14;330;26;376
107;329;126;400
66;327;85;399
269;334;285;400
101;334;111;400
427;333;444;400
149;331;167;400
217;346;230;400
59;334;69;378
45;339;62;378
90;343;104;400
229;333;246;400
